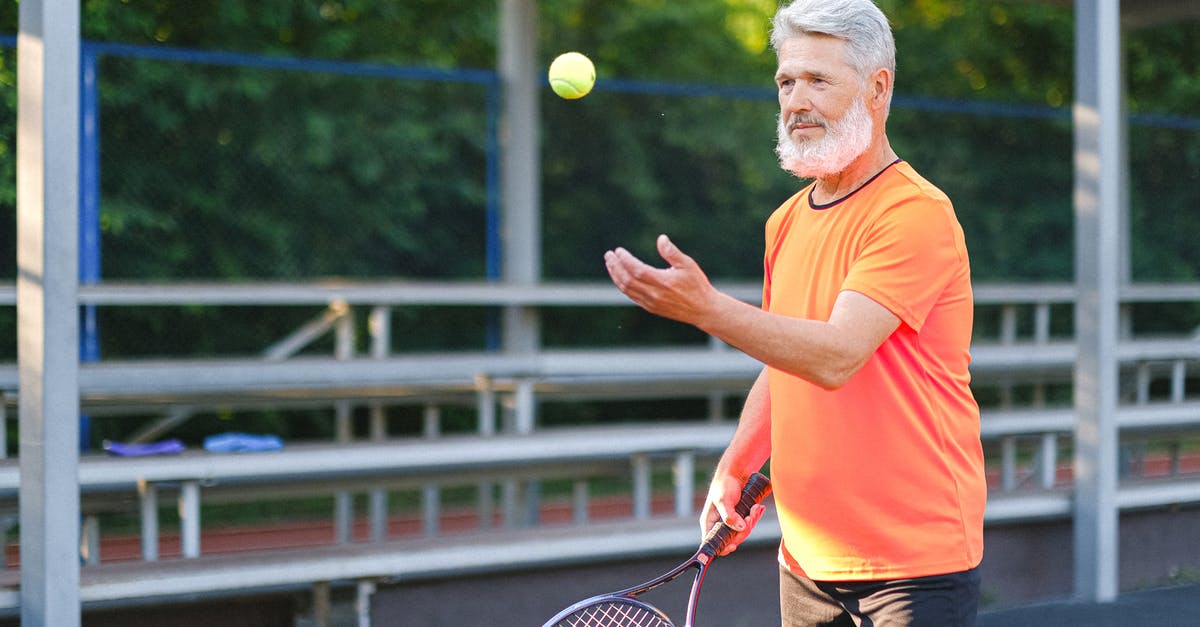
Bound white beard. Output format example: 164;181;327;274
775;95;874;179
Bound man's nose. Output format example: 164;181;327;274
781;85;812;116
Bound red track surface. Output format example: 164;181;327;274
4;493;700;568
4;455;1197;569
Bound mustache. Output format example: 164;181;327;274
784;114;827;130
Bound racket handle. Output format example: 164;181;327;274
699;472;771;558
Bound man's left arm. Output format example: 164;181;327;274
605;234;898;390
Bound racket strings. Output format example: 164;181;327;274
555;599;673;627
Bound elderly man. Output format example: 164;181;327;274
604;1;986;624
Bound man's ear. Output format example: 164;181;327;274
869;67;892;112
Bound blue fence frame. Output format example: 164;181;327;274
2;34;1196;294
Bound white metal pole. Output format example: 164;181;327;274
498;0;542;354
17;0;82;624
1072;0;1124;603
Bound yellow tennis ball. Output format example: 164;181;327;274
548;52;596;100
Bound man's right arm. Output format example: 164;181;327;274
703;366;773;555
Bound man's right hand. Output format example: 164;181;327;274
700;473;769;557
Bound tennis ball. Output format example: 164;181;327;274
548;52;595;100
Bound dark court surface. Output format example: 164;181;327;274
978;583;1200;627
373;541;1200;626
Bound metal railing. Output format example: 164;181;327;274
0;279;1198;614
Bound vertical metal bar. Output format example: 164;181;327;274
17;0;82;621
1135;363;1150;405
632;454;651;520
1170;360;1185;403
1168;441;1181;476
334;307;355;441
1000;305;1018;345
524;479;542;527
179;480;201;558
674;452;695;517
514;380;535;434
1073;0;1123;603
476;375;497;436
501;479;522;528
475;375;497;529
335;492;353;545
573;480;589;525
139;481;159;562
369;406;387;441
335;310;354;543
369;487;388;544
367;307;389;439
422;483;440;537
335;402;354;442
1001;436;1017;492
312;581;332;627
368;407;387;543
423;403;441;438
0;517;10;570
334;406;354;544
368;306;390;359
1034;303;1051;345
368;306;389;542
0;393;6;459
356;579;376;627
80;515;99;566
478;480;495;530
1040;433;1059;489
498;0;542;355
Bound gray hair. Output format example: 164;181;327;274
770;0;896;81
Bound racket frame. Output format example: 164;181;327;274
542;472;770;627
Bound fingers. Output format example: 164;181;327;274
604;247;651;305
605;236;713;326
700;476;765;557
717;503;766;557
656;234;695;270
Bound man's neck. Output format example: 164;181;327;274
811;139;899;205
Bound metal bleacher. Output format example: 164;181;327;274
1;280;1199;620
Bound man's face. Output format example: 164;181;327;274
774;34;874;179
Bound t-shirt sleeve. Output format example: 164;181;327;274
840;196;966;331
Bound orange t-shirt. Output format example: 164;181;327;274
764;161;985;581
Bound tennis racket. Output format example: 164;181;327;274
541;472;771;627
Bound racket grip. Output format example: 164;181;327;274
699;472;771;558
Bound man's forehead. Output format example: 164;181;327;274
776;33;852;68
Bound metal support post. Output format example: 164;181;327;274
498;0;542;356
1072;0;1124;603
673;451;696;517
632;454;652;520
80;516;100;566
312;581;332;627
139;480;159;561
17;0;83;622
179;480;201;558
573;480;590;524
356;579;377;627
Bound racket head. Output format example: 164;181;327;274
544;595;674;627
